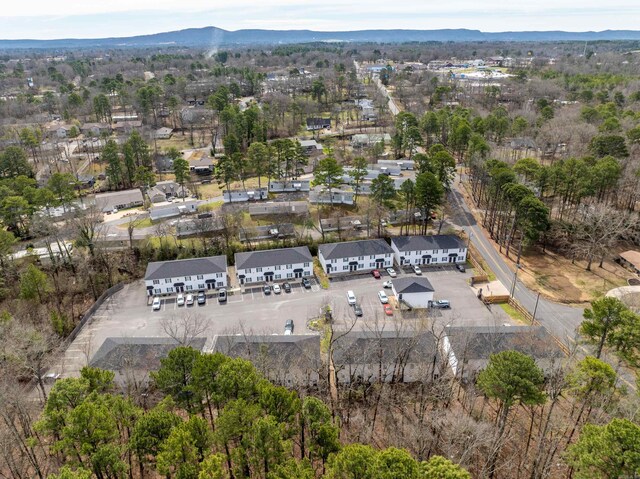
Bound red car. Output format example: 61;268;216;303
383;304;393;316
372;269;381;279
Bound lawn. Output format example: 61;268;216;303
500;303;530;325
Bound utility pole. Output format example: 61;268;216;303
510;263;521;298
532;292;541;324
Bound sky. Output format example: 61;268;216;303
0;0;639;39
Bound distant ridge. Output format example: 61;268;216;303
2;26;640;49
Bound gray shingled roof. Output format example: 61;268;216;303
392;277;434;294
332;330;439;366
319;239;392;260
90;337;206;371
392;235;465;253
235;246;312;270
445;326;565;360
145;255;227;281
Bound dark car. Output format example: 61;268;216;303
456;263;466;273
263;285;271;295
353;303;363;317
197;291;206;305
218;288;227;303
431;300;451;309
283;282;292;293
284;319;294;335
301;278;311;289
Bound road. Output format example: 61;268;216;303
447;182;584;346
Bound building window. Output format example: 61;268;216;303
304;271;311;276
198;284;205;289
358;256;364;260
167;287;174;293
287;264;292;269
185;276;192;281
343;265;349;270
275;274;281;279
304;262;310;267
257;276;264;282
164;278;171;283
370;262;375;267
276;265;281;270
154;288;161;294
197;275;204;280
287;273;293;278
153;280;160;285
186;285;193;291
257;267;263;272
216;273;222;278
369;255;374;259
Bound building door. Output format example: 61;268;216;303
294;268;303;278
448;253;457;263
349;261;358;272
264;272;274;282
422;255;431;265
174;283;185;293
239;276;245;285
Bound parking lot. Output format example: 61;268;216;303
55;265;511;377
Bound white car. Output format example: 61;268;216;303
273;284;281;294
347;290;357;305
383;280;393;288
386;267;397;278
378;290;389;304
412;264;422;275
186;294;194;306
152;297;161;310
176;293;185;306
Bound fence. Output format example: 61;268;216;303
64;282;124;346
507;297;571;355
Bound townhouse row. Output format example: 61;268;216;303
144;234;467;295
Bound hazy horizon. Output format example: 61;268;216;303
0;0;638;40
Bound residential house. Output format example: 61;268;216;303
268;180;311;193
148;180;189;203
149;201;198;221
81;122;112;137
377;159;415;171
144;255;228;296
351;133;391;148
90;337;206;386
112;120;142;134
155;127;174;139
443;326;566;381
391;235;467;266
318;239;393;275
248;201;309;217
617;250;640;275
188;156;214;175
391;277;435;309
234;246;313;285
212;335;321;387
306;117;331;131
332;330;441;384
309;186;354;205
223;188;268;203
95;189;144;213
299;139;323;155
46;124;73;139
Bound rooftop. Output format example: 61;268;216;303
319;239;392;260
392;235;466;252
90;337;206;371
145;255;227;281
620;250;640;269
235;246;312;270
392;276;435;294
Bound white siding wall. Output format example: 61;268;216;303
392;244;467;266
399;291;434;309
236;261;313;285
320;252;392;275
146;272;228;296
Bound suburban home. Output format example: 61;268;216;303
248;201;309;217
212;335;321;387
145;255;228;296
149;201;198;221
351;133;392;148
223;188;268;203
377;159;415;171
81;122;112;137
234;246;313;285
90;337;206;386
299;139;323;155
155;127;174;139
95;189;144;213
46;124;73;139
318;239;393;275
309;186;355;206
391;277;435;309
268;180;311;193
188;156;215;175
148;180;189;203
306;117;331;131
112;120;142;133
391;235;467;266
332;330;441;384
443;326;566;381
617;250;640;275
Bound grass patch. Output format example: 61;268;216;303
134;218;153;228
313;259;330;289
500;303;529;325
197;201;223;212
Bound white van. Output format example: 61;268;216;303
347;290;357;305
378;290;389;304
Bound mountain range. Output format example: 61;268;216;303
2;26;640;49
